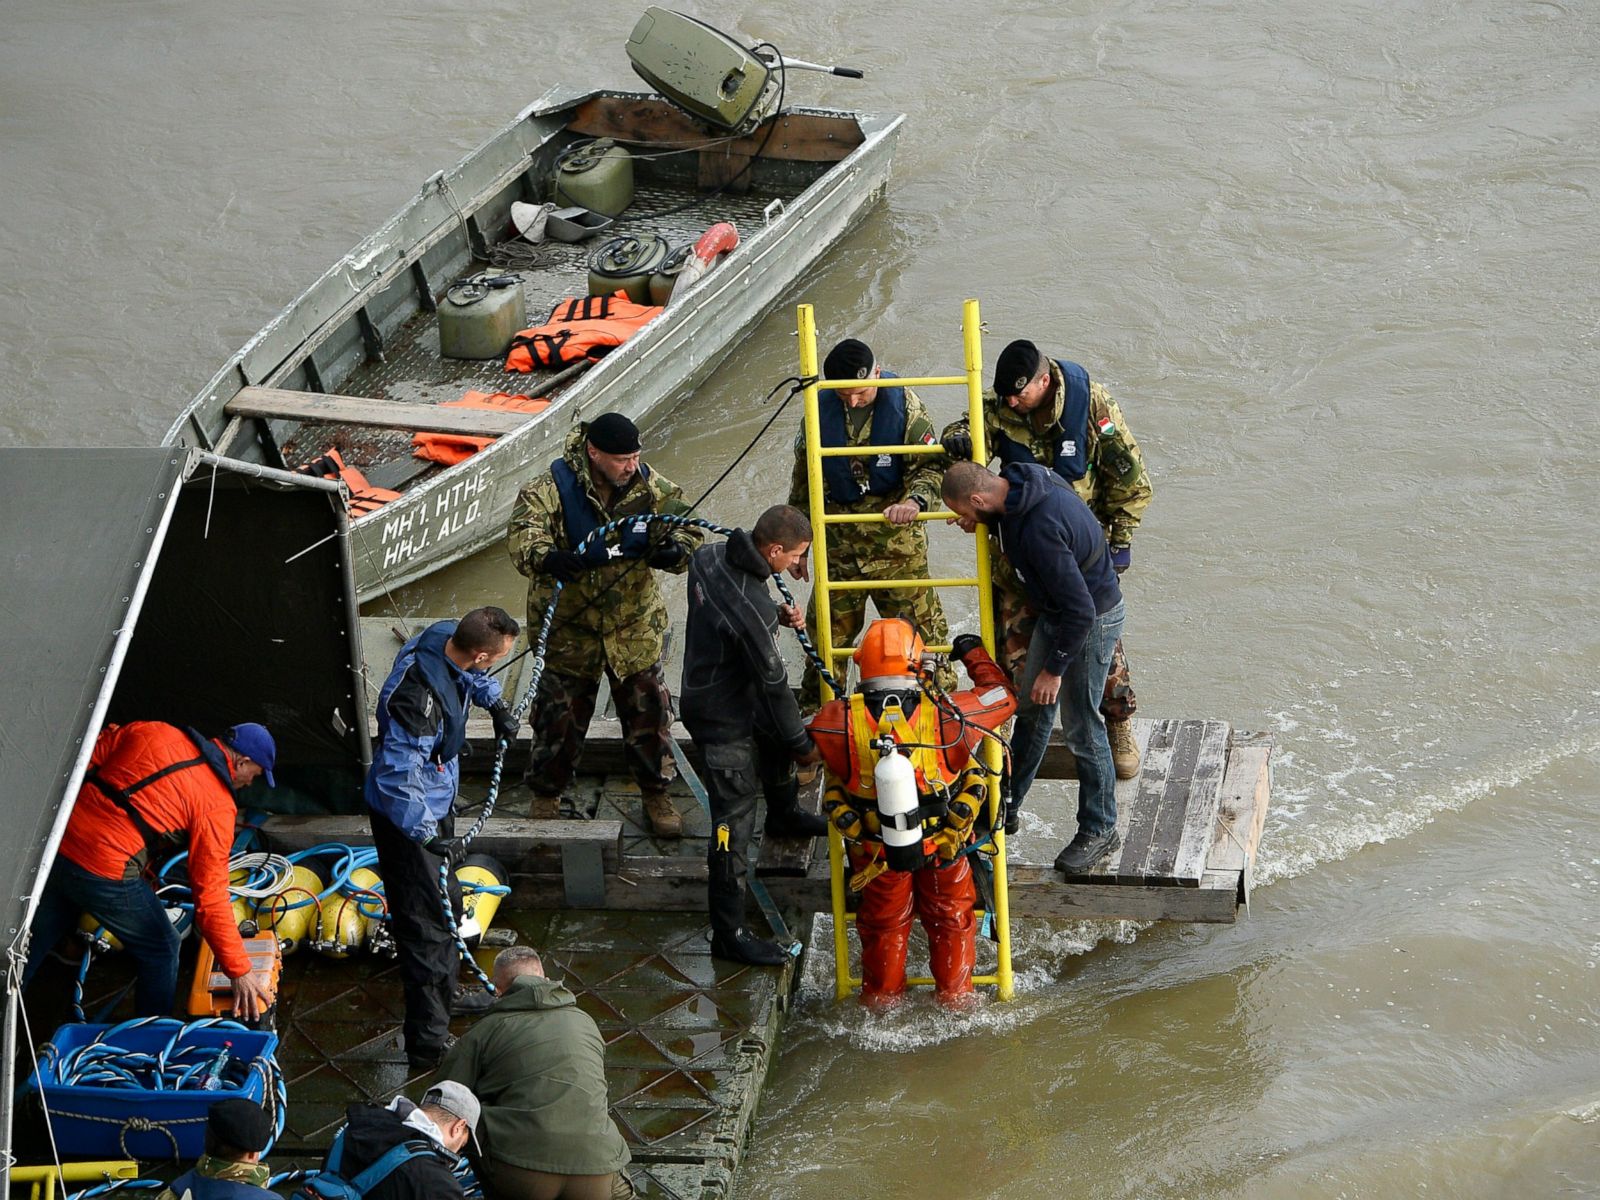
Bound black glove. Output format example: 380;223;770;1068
951;633;986;661
487;701;519;743
941;430;974;461
423;835;466;867
647;540;686;570
1110;544;1132;574
542;550;587;583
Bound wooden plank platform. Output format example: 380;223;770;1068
279;717;1270;926
227;385;535;435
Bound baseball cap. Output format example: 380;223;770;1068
422;1081;482;1155
224;723;276;788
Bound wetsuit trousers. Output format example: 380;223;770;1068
369;809;463;1056
701;734;796;935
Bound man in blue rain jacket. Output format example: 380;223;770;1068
365;607;520;1069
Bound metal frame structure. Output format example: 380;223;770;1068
795;299;1014;1002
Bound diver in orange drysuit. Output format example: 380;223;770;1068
806;618;1017;1007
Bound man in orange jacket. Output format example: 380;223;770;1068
806;619;1017;1008
22;721;278;1019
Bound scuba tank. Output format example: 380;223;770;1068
648;243;695;306
588;234;671;304
873;744;924;873
554;138;634;218
455;854;509;948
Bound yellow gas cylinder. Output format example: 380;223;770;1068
315;866;383;957
229;867;254;929
456;854;509;946
250;863;324;955
77;914;119;952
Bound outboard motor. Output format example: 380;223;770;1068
625;6;863;135
873;740;924;873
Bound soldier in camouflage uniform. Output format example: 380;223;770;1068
506;413;702;837
941;339;1152;779
788;339;953;709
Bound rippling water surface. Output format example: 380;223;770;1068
5;0;1599;1194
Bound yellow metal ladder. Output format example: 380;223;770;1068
795;299;1013;1002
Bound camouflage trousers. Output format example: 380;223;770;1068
524;662;673;800
799;570;954;710
995;585;1136;720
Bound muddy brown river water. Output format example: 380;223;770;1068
5;1;1600;1195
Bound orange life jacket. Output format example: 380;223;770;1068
504;291;663;373
298;448;400;517
411;390;551;466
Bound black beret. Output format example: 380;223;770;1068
824;338;875;382
209;1099;272;1153
992;340;1043;398
585;412;640;455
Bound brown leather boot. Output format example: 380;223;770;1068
643;793;682;838
1108;719;1140;781
530;792;561;820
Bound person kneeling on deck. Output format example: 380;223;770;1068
807;618;1017;1008
438;947;634;1200
507;413;703;838
157;1099;276;1200
365;607;520;1070
680;505;826;966
943;462;1125;874
787;337;954;710
21;720;278;1020
310;1082;481;1200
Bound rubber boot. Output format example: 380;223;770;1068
763;773;827;838
1108;718;1140;781
708;881;786;965
643;792;683;838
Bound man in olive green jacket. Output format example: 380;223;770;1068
438;947;632;1200
506;414;702;836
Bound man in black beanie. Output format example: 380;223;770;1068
507;412;702;837
940;339;1153;787
787;337;954;709
157;1099;275;1200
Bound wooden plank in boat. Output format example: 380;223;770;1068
566;97;865;162
227;386;533;436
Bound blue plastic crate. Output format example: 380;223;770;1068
29;1019;279;1161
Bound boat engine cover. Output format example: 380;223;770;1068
626;7;779;134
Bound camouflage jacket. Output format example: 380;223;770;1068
941;360;1152;545
507;425;701;678
787;385;940;572
155;1156;273;1200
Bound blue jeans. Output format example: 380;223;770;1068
22;856;180;1016
1009;601;1126;838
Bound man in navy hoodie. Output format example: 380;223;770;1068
942;461;1126;875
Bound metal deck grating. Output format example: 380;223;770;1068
282;183;782;474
